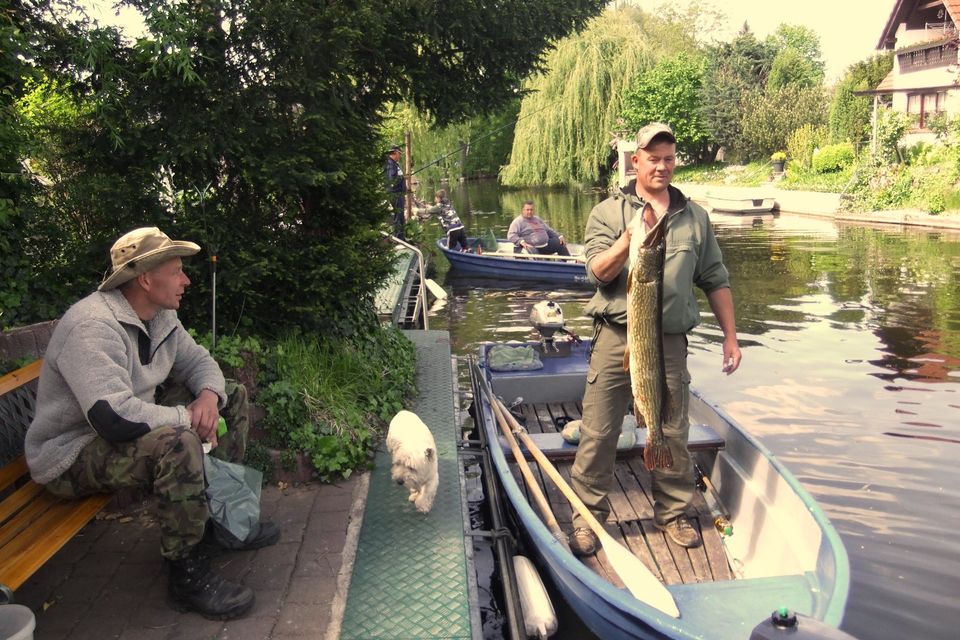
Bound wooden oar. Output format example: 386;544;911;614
486;388;570;552
496;398;680;619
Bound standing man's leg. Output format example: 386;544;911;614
393;196;406;240
651;333;700;547
569;323;632;555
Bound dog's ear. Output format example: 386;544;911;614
425;447;435;460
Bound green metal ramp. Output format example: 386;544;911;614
340;330;473;639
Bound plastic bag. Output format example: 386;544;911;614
203;455;263;543
487;344;543;371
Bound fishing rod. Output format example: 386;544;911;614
409;102;553;176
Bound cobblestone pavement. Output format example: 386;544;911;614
14;476;366;640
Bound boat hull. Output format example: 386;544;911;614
472;340;849;639
707;196;777;214
438;238;589;285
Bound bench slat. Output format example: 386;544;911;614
0;360;41;396
0;493;111;591
0;457;29;493
0;489;63;548
0;480;44;524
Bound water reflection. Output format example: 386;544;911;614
420;180;960;640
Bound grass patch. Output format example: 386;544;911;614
674;161;776;187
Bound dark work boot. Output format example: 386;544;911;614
167;549;254;620
206;520;281;551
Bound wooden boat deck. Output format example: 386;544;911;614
508;401;734;587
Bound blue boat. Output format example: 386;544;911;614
469;339;851;640
437;237;590;286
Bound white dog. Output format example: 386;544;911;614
386;410;439;513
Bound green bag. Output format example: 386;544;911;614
481;228;499;252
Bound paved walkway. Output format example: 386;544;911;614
675;182;960;231
15;475;369;640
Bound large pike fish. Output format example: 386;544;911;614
624;213;672;470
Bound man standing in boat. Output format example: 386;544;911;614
507;201;570;256
384;144;407;240
569;123;741;555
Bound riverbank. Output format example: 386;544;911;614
675;182;960;231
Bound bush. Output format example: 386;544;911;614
812;142;855;173
257;327;416;481
786;124;828;170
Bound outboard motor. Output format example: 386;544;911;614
750;609;859;640
530;300;565;343
530;300;580;351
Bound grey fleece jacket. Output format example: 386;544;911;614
583;182;730;332
25;289;226;485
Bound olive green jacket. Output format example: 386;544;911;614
583;182;730;333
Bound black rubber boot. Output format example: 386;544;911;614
167;549;254;620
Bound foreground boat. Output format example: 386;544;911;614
706;191;778;214
469;338;850;640
437;237;589;286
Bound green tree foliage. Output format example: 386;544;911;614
381;100;521;184
829;53;894;147
700;26;777;161
767;24;825;89
739;85;827;161
501;6;699;186
3;0;604;335
620;54;715;163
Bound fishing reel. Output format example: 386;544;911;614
529;300;581;351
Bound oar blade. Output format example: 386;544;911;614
598;531;680;618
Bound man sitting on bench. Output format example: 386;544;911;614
507;201;570;256
24;227;279;620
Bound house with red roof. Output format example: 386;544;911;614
875;0;960;140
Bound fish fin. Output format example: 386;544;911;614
622;347;630;372
626;270;632;293
643;440;674;471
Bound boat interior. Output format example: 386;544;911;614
497;397;735;588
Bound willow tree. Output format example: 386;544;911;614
501;7;698;186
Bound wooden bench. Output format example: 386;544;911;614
0;360;111;599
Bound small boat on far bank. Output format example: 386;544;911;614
437;237;590;286
706;190;778;214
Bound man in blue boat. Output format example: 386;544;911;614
384;144;407;240
569;123;741;555
507;201;570;256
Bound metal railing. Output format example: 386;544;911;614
381;232;429;330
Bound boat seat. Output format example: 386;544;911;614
500;423;724;463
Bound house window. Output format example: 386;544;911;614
906;91;948;128
898;42;957;71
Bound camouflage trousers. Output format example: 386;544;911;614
44;381;250;560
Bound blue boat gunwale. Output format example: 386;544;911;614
473;340;850;638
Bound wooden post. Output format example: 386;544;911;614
404;130;412;221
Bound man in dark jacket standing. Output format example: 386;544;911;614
25;227;279;620
568;123;741;556
385;144;407;239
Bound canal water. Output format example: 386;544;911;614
417;179;960;640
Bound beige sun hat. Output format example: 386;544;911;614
99;227;200;291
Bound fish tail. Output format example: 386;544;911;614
643;437;674;471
